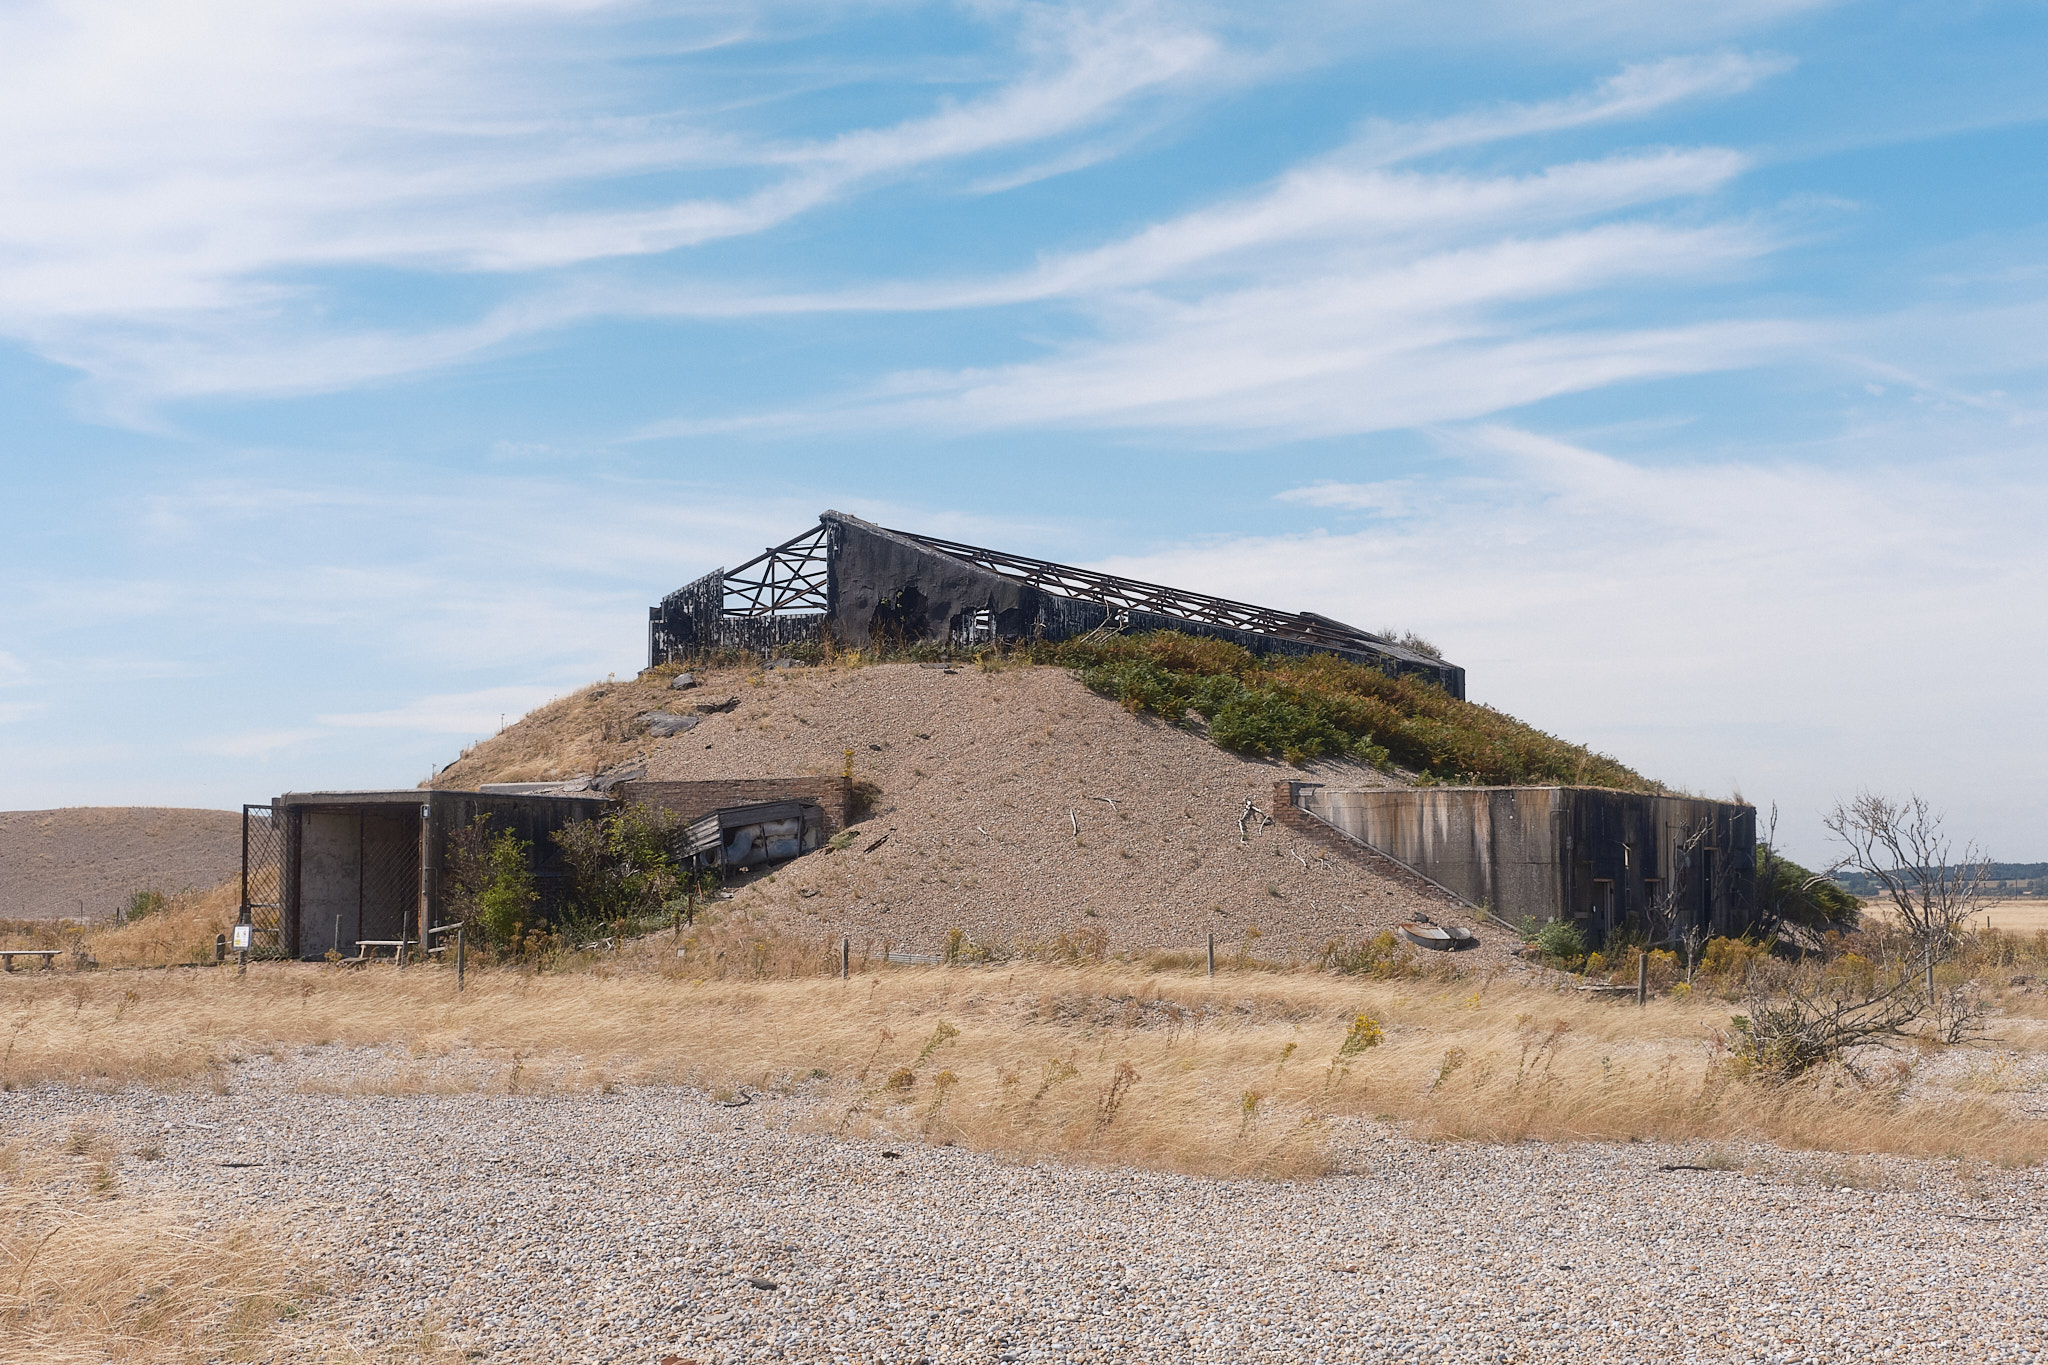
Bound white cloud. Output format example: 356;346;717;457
319;686;565;736
1275;480;1420;515
613;58;1795;442
188;728;328;760
820;223;1796;440
1201;426;2047;860
0;0;1220;406
1351;51;1793;166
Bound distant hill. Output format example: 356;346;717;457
0;807;243;921
1832;863;2048;899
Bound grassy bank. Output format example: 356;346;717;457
1035;632;1658;788
6;947;2044;1176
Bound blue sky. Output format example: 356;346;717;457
2;0;2044;865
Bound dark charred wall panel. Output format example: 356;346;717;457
650;512;1466;697
1297;785;1756;943
650;569;723;665
718;612;826;654
827;517;1046;649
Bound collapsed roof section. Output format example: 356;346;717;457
650;511;1464;698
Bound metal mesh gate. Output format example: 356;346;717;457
359;812;422;946
240;804;286;959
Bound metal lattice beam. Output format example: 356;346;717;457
881;527;1391;654
723;525;830;615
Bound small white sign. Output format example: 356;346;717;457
231;924;253;951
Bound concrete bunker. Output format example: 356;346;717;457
1287;782;1757;945
269;789;608;959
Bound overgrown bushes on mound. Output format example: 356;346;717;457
445;805;708;956
1036;632;1656;788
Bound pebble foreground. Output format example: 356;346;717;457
8;1045;2045;1364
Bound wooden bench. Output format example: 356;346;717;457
1;949;61;972
353;939;417;964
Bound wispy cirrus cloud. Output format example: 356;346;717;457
319;687;563;736
0;0;1220;409
1351;50;1793;166
690;220;1799;441
618;56;1799;442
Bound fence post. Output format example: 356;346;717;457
1637;950;1648;1007
456;925;466;993
841;936;850;981
1207;933;1215;978
1926;946;1935;1002
214;934;226;965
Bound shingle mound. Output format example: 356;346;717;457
638;662;1508;965
0;806;243;922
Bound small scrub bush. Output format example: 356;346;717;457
123;889;167;923
1698;936;1772;989
1318;931;1418;979
1533;920;1587;965
1095;1061;1139;1128
915;1021;960;1063
1337;1014;1385;1055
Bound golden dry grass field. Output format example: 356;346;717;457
8;945;2048;1176
10;904;2048;1360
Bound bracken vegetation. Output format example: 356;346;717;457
1031;631;1658;788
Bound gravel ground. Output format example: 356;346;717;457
640;663;1500;965
10;1047;2044;1364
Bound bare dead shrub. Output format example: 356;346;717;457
1731;965;1926;1079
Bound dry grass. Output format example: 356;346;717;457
2;880;246;972
81;881;242;969
7;951;2047;1176
0;1138;328;1364
429;667;693;788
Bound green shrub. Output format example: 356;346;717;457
1756;844;1861;932
123;889;167;923
552;803;694;937
443;816;538;948
1534;920;1587;964
1050;632;1654;787
473;830;537;946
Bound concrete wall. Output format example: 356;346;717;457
1299;786;1567;922
1293;784;1756;942
277;791;609;957
618;777;856;834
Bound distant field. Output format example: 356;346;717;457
1859;898;2048;935
1981;900;2048;935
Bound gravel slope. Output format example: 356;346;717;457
9;1048;2044;1364
0;806;242;921
643;663;1500;965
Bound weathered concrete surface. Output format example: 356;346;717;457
275;790;611;958
1292;784;1755;942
